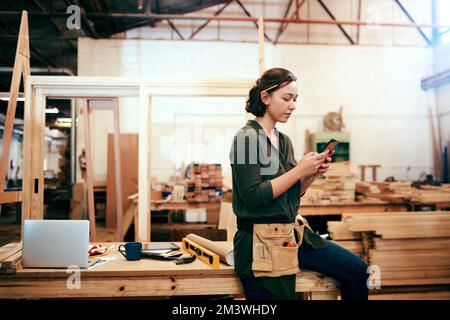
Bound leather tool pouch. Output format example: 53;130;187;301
294;217;306;247
251;223;300;278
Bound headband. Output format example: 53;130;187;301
260;74;297;93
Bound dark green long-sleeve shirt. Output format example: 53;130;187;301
229;120;327;300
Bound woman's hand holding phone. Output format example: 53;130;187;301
316;150;334;175
296;151;328;178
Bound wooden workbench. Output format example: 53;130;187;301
300;201;407;216
0;242;339;299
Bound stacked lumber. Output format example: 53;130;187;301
344;211;450;238
356;181;412;202
332;239;364;256
328;221;362;241
186;163;223;203
356;182;450;203
342;211;450;286
328;221;363;256
0;242;22;274
410;185;450;202
302;162;357;205
369;286;450;300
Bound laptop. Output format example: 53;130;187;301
22;220;89;268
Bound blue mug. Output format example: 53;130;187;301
118;242;142;261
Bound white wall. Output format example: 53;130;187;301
78;36;434;182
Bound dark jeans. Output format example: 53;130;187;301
240;240;369;300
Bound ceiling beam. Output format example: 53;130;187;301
167;19;184;40
0;11;448;30
109;19;155;35
274;0;294;44
316;0;355;45
393;0;432;46
235;0;273;43
356;0;362;44
274;0;306;45
189;0;232;40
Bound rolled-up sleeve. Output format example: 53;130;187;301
229;131;273;209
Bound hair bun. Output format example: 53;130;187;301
245;68;297;117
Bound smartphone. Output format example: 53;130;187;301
319;139;340;154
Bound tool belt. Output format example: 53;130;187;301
251;219;306;278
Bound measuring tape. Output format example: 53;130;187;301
182;237;220;269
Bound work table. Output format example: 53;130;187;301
0;242;340;299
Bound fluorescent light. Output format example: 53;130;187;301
54;117;72;128
45;107;59;114
0;97;25;102
55;118;72;123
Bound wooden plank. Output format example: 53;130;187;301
370;250;450;270
0;242;22;262
327;221;361;240
381;269;450;280
0;11;30;201
122;205;134;238
428;104;443;179
83;100;96;241
0;270;338;299
341;211;420;220
301;203;407;216
16;14;42;223
307;291;339;300
370;291;450;300
0;191;22;204
9;11;32;237
106;134;138;231
132;201;139;242
374;238;450;251
381;278;450;286
332;240;363;255
377;227;450;239
0;251;22;269
29;88;45;220
70;182;84;220
21;48;33;235
112;98;124;241
348;219;450;232
343;210;448;220
344;212;450;233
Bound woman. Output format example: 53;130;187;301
229;67;369;300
